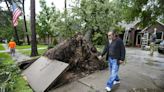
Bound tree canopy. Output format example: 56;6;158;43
1;0;164;44
118;0;164;27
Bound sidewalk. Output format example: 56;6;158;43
1;44;46;63
1;44;31;63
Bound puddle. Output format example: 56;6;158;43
156;53;164;58
145;58;163;62
128;88;162;92
145;62;159;66
144;58;164;70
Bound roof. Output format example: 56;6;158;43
157;21;164;26
141;21;164;33
118;20;140;30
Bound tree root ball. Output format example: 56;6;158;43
44;33;107;72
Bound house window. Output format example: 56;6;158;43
156;32;162;39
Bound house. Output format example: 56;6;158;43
124;21;142;47
125;21;164;47
118;20;141;47
140;21;164;48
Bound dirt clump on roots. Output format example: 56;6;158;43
43;33;107;85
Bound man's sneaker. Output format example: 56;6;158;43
105;87;111;92
113;81;120;85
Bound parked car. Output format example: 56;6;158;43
158;40;164;54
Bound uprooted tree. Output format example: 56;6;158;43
44;33;107;73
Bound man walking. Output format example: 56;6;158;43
150;30;157;56
8;39;16;56
98;30;126;92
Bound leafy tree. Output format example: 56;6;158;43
40;0;126;44
70;0;125;44
117;0;164;27
0;0;24;44
37;0;52;43
37;0;61;43
0;11;25;42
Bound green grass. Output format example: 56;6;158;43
0;45;32;92
16;44;47;50
19;49;47;56
0;53;13;64
18;45;102;56
13;76;33;92
0;52;33;92
0;44;5;50
16;44;48;56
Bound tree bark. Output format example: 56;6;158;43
65;0;67;16
22;0;30;45
64;0;68;36
30;0;38;56
84;29;94;44
14;27;20;44
48;34;50;45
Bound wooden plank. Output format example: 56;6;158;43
22;56;69;92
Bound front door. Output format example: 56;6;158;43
136;34;142;47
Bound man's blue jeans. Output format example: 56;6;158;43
107;57;120;88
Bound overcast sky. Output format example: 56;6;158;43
24;0;65;17
0;0;67;17
0;0;113;18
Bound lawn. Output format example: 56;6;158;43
0;53;13;64
0;46;32;92
0;43;5;50
16;44;48;56
18;45;101;56
19;49;47;56
16;44;47;50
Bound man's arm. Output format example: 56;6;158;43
120;40;126;61
98;42;109;60
101;42;108;57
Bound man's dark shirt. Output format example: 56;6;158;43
101;38;126;63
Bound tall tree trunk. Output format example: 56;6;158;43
44;37;46;44
65;0;67;16
30;0;38;56
14;27;20;44
65;0;69;37
5;0;20;44
22;0;30;45
48;34;49;45
64;0;67;33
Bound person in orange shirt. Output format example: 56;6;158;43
8;39;16;56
